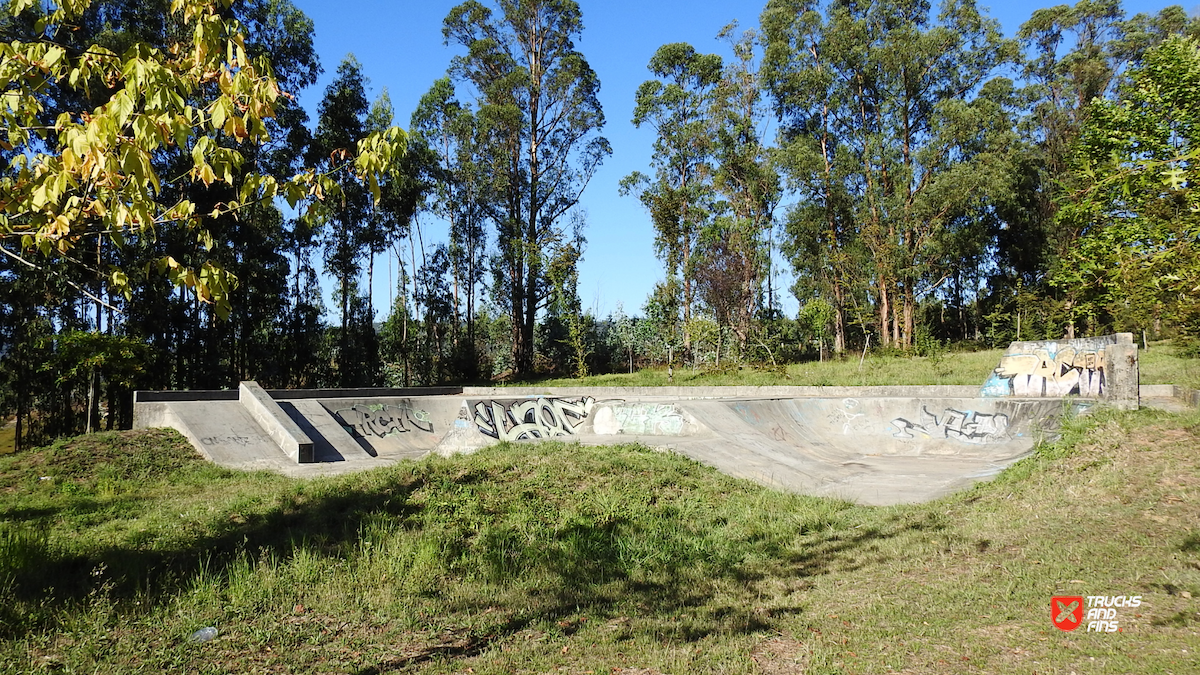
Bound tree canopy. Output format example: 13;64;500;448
0;0;404;318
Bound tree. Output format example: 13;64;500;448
0;0;405;319
443;0;610;376
611;302;637;373
709;22;781;350
1012;1;1198;337
621;42;723;353
0;0;404;449
411;77;489;361
1053;35;1200;336
763;0;1020;348
309;55;370;347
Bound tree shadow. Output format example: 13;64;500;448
0;462;943;660
0;474;422;624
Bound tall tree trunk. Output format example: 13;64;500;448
903;285;914;348
833;281;846;354
877;279;890;347
367;251;375;326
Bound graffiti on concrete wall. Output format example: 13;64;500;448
472;397;596;440
200;435;252;447
981;337;1115;398
610;403;685;435
334;403;433;438
891;406;1010;444
826;398;869;434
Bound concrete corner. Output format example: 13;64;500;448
1103;342;1140;410
239;381;315;463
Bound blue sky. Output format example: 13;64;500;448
288;0;1182;320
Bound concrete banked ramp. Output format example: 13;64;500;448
134;334;1143;506
136;385;1073;506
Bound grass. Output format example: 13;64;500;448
532;340;1200;390
533;348;1006;388
0;422;14;456
1140;342;1200;391
1;405;1198;673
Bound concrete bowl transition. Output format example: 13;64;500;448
134;334;1162;506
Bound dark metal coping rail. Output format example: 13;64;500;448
134;387;464;403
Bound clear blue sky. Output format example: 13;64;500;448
288;0;1183;320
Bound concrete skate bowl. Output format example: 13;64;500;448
134;381;1090;505
132;334;1163;504
584;395;1075;505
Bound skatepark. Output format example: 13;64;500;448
132;333;1171;505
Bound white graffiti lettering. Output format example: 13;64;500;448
472;397;595;440
891;406;1010;444
612;403;685;435
827;398;866;434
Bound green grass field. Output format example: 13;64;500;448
1;409;1197;673
531;340;1200;390
528;347;1000;388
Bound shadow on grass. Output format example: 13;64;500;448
0;475;422;634
1179;532;1200;553
0;457;942;655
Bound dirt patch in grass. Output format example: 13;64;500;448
750;634;807;674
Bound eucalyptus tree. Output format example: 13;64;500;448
1011;1;1198;336
762;0;859;352
411;77;489;349
708;23;781;350
309;56;371;337
763;0;1019;348
1053;36;1200;336
443;0;610;376
621;42;723;351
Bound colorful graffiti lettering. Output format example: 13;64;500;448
982;338;1111;398
611;403;685;435
334;403;434;438
472;397;596;440
891;406;1010;444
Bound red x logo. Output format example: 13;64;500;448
1052;596;1084;631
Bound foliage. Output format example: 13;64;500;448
0;0;405;318
443;0;611;376
621;42;723;351
764;0;1022;351
1052;35;1200;335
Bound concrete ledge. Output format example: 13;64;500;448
135;390;239;402
1141;384;1200;407
268;386;462;399
1140;384;1179;398
239;381;314;463
462;385;983;399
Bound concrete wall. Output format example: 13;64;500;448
980;333;1139;409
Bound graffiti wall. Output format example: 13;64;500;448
332;403;434;438
891;406;1010;444
470;397;596;441
980;336;1120;398
608;403;686;435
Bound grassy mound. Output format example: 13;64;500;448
0;412;1197;673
